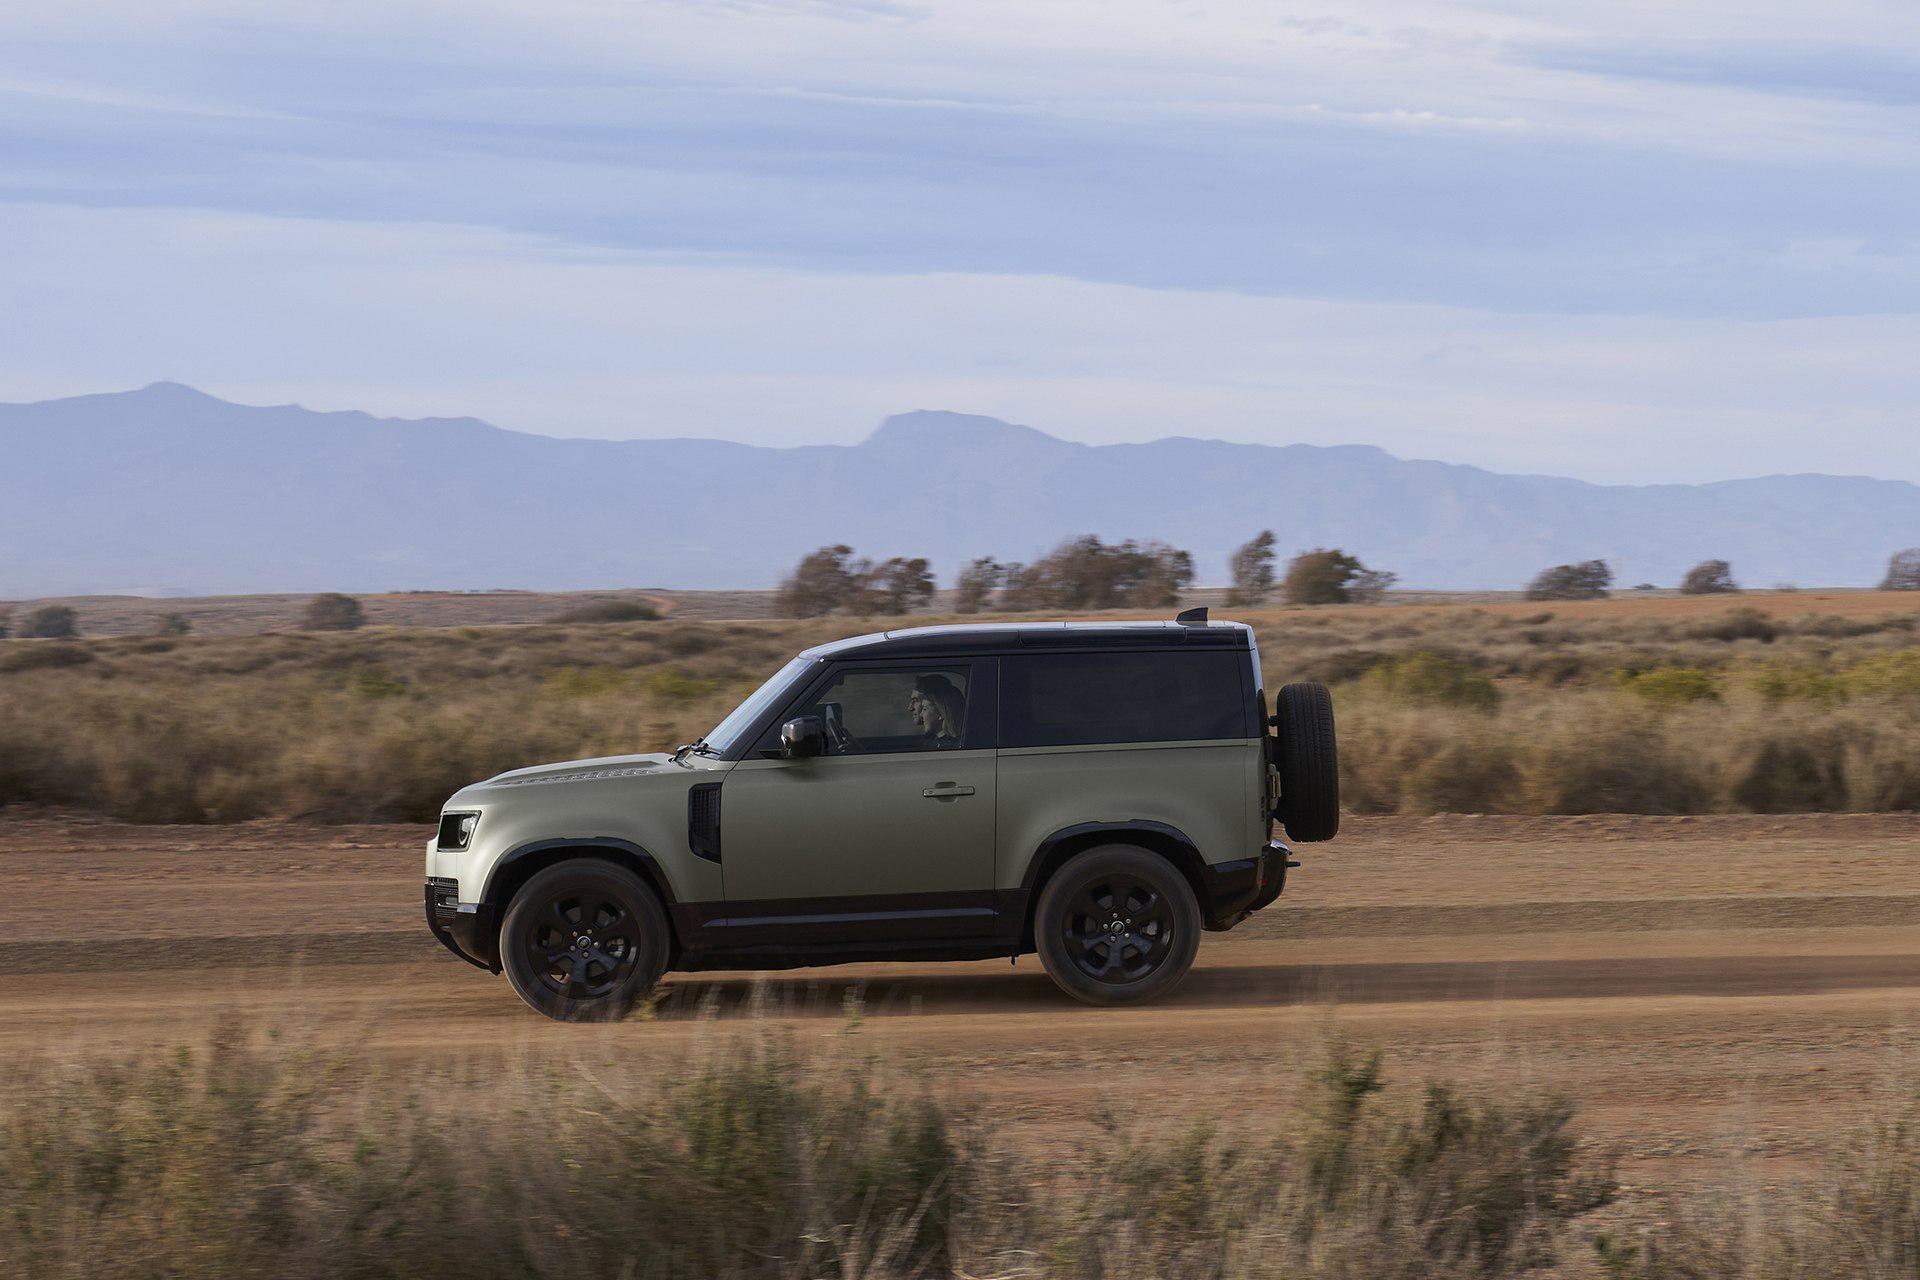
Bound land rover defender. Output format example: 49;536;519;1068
425;611;1339;1020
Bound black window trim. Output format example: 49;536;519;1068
748;656;1000;758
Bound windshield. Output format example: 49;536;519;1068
702;656;814;755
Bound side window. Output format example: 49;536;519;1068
797;664;977;756
1002;651;1248;748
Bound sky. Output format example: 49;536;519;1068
0;0;1916;484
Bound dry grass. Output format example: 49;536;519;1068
0;1019;1620;1280
1;598;1918;821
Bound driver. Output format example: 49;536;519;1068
908;674;966;749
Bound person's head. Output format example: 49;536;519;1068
909;674;965;740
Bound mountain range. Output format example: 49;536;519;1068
2;382;1915;597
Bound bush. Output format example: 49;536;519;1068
775;548;936;616
552;600;662;623
1686;605;1778;642
152;612;192;636
1753;664;1848;707
16;605;78;638
1678;559;1740;594
1733;738;1848;812
1524;560;1611;601
1359;652;1499;711
1615;666;1719;706
1000;536;1194;611
953;557;1003;614
1844;651;1920;699
300;593;364;631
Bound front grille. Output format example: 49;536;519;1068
427;877;461;915
687;783;722;863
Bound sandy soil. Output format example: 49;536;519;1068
5;812;1918;1195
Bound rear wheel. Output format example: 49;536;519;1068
500;859;670;1022
1035;846;1201;1006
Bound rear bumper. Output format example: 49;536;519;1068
424;879;500;972
1199;839;1292;931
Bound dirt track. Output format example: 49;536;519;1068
5;812;1918;1191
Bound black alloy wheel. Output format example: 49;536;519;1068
501;859;670;1022
1035;845;1201;1006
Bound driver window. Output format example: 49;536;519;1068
802;665;972;756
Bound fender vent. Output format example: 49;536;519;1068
687;783;722;864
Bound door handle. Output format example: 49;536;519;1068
922;783;976;799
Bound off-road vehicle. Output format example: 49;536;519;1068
425;610;1338;1020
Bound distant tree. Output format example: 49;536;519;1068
1882;548;1920;591
775;545;863;618
1525;560;1612;602
993;535;1194;611
0;609;10;640
1679;560;1740;595
1348;566;1399;604
953;557;1004;614
1281;548;1393;606
864;557;936;614
1226;531;1278;606
18;605;78;638
301;593;365;631
153;612;193;636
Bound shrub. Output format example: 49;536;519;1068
1686;605;1778;642
0;609;8;639
1615;666;1718;706
776;549;936;616
1000;536;1194;611
1844;650;1920;699
1733;738;1848;812
1360;651;1499;711
552;599;662;623
1283;548;1396;606
152;612;192;636
1524;560;1611;601
1678;559;1739;594
16;605;77;638
1753;664;1848;707
300;593;364;631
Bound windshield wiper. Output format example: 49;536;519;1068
672;739;718;763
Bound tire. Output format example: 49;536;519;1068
500;859;671;1022
1035;846;1202;1006
1273;681;1340;842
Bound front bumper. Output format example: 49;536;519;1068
424;879;500;972
1198;839;1293;931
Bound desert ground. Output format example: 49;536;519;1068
7;810;1916;1203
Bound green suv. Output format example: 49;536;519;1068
425;612;1339;1020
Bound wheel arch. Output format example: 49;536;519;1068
482;838;684;963
1017;820;1207;948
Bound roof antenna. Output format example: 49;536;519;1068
1175;606;1208;626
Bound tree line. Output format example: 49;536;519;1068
773;537;1920;617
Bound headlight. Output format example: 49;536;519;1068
437;811;479;851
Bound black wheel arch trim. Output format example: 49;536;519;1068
481;837;691;963
1018;820;1214;945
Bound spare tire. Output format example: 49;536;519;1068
1272;681;1340;842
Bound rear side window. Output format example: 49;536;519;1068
1001;651;1250;748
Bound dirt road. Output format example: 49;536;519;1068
5;812;1918;1191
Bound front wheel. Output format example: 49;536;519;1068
500;859;671;1022
1035;846;1202;1006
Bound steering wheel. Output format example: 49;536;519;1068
822;703;864;754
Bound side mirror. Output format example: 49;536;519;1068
779;715;826;759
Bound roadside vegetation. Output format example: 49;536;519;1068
2;597;1920;821
2;1019;1914;1279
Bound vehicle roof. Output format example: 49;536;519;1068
799;619;1253;660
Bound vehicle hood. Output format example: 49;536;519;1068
480;752;681;789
